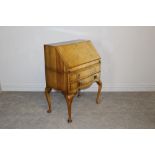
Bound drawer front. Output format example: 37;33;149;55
69;72;100;92
69;64;100;82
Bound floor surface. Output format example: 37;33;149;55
0;92;155;129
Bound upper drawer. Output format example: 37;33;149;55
69;63;100;83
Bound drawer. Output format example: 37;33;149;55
69;72;100;92
69;64;100;82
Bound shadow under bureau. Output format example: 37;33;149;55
44;40;102;122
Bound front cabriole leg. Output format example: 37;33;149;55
96;80;102;104
45;87;52;113
65;94;74;123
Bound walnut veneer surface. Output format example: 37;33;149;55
44;40;102;122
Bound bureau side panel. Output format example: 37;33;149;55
44;45;57;88
44;45;67;91
55;50;67;91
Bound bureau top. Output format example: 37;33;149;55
45;39;87;47
44;40;101;68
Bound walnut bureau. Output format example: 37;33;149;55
44;40;102;122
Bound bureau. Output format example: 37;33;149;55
44;40;102;122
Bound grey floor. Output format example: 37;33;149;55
0;92;155;129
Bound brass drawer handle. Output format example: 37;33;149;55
94;75;97;79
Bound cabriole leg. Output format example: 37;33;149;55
45;87;52;113
65;94;74;123
96;80;102;104
77;89;81;97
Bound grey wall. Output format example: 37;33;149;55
0;26;155;91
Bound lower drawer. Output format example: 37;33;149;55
69;72;100;92
69;63;100;82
